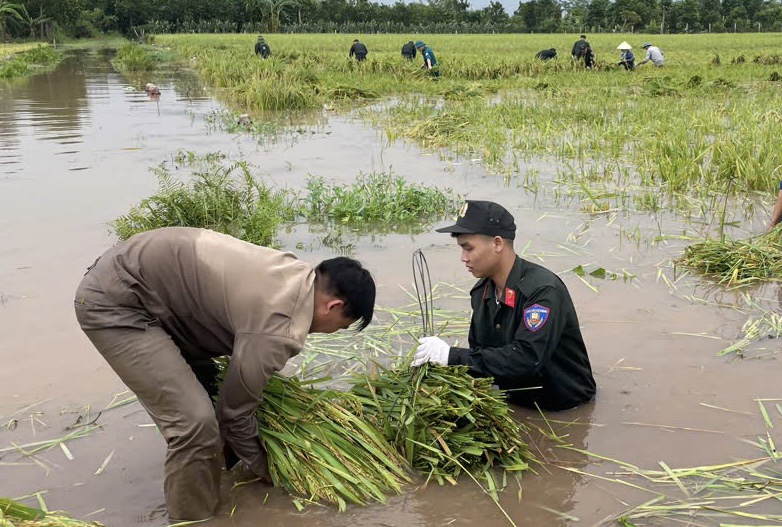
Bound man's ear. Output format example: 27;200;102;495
325;298;345;313
492;236;504;252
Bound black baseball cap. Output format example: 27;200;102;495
436;200;516;240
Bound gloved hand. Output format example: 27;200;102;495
411;336;450;367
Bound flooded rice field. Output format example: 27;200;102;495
1;49;781;527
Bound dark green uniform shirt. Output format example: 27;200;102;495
449;256;596;411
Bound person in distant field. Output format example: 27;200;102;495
571;34;590;60
616;41;635;70
349;39;368;61
415;40;439;77
535;48;557;61
401;40;417;60
412;200;597;411
638;42;664;66
254;35;271;59
74;227;376;522
582;43;596;69
768;181;782;230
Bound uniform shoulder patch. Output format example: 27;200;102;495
523;304;550;332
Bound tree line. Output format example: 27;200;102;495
2;0;780;40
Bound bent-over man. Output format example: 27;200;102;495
74;227;376;521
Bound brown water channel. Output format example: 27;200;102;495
1;50;781;527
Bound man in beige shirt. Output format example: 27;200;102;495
74;227;376;521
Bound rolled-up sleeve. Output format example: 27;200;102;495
216;332;301;476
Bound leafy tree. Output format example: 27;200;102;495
0;1;26;39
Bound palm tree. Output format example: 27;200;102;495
246;0;300;33
0;1;25;41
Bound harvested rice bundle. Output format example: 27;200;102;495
678;228;782;285
255;375;411;511
0;499;104;527
349;364;531;493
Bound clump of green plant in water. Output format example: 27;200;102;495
0;45;60;79
113;152;294;246
350;363;531;494
677;228;782;285
111;43;157;72
0;497;101;526
301;172;459;229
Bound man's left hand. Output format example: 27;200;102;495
411;336;450;367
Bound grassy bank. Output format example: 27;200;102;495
0;44;62;79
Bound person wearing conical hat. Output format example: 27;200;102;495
616;41;635;70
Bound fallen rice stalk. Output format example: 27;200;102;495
0;498;105;527
349;363;532;497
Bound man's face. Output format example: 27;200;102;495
455;234;500;278
311;300;356;334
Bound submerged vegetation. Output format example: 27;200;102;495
114;153;459;241
112;152;295;246
0;497;102;527
303;173;459;230
0;45;61;79
677;228;782;285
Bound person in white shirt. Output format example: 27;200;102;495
639;42;664;66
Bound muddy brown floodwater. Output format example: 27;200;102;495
1;50;780;527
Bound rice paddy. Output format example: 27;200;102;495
7;31;782;527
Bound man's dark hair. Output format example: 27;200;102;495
315;257;375;331
580;34;586;39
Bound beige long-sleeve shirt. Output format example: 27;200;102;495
94;227;315;475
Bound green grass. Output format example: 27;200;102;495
115;153;461;242
110;42;162;72
112;151;295;246
301;172;460;231
0;44;61;79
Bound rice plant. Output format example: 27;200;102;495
350;364;532;495
110;43;158;72
113;152;295;246
300;172;460;230
677;228;782;285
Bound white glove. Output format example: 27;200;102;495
411;336;450;367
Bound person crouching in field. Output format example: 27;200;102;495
535;48;557;61
415;40;439;77
74;227;376;522
254;35;270;59
401;40;416;60
349;39;368;61
616;41;635;70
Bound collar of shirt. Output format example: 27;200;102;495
478;256;524;306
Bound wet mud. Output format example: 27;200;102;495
1;50;780;527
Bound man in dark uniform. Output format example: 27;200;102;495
349;39;368;61
535;48;557;60
401;40;417;60
254;35;271;59
571;34;590;59
412;201;596;411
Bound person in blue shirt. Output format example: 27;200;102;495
616;41;635;70
415;40;439;77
